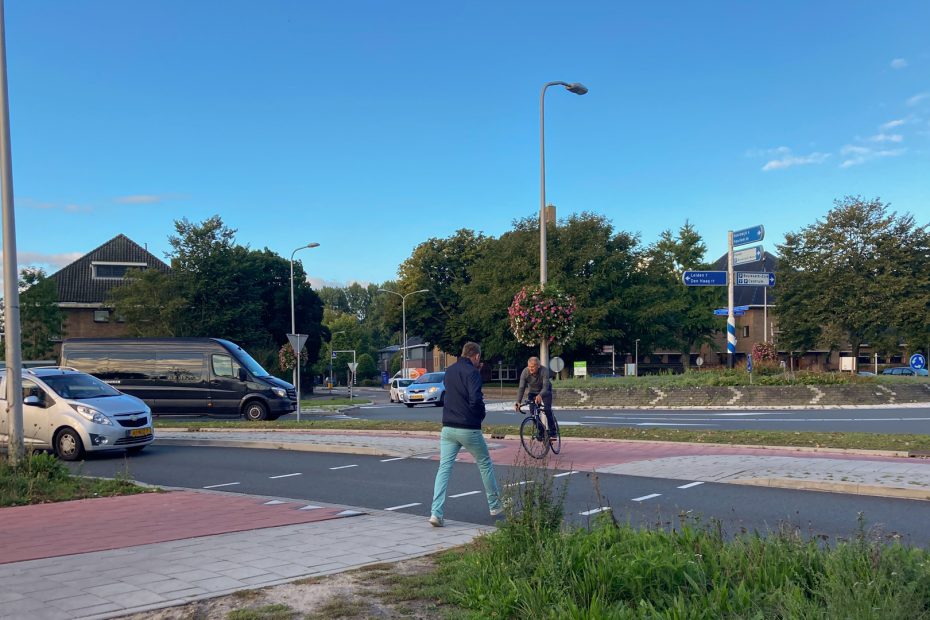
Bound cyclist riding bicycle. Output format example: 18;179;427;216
514;356;558;441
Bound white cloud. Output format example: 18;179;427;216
0;251;82;276
760;150;830;171
745;146;790;158
18;197;91;213
880;118;906;130
307;276;372;289
890;58;908;69
868;133;903;143
840;144;905;168
907;92;930;107
115;194;168;205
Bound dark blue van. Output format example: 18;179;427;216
60;338;297;420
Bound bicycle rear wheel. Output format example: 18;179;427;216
549;431;561;455
520;416;549;459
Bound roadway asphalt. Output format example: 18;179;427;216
5;395;930;619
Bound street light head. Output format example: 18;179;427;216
565;82;588;95
307;242;320;249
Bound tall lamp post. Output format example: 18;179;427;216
329;330;345;392
539;81;587;382
378;288;428;377
289;242;319;420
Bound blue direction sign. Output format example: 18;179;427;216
735;272;776;287
714;308;745;316
910;353;927;370
732;225;765;247
732;245;764;266
683;271;727;286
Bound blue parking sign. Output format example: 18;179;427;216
910;353;926;370
381;371;389;385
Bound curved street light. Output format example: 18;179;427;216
378;288;429;378
289;242;320;420
539;81;587;382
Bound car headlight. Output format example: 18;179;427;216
272;387;287;398
72;404;113;426
428;387;439;394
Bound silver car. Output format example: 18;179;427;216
403;372;446;408
0;367;154;461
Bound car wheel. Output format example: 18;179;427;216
126;446;146;455
405;403;415;408
243;400;269;421
435;395;444;408
55;428;85;461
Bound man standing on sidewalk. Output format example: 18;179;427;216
429;341;503;527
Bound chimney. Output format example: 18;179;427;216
545;204;556;225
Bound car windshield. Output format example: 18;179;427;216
235;347;270;377
41;373;122;400
398;379;413;387
414;373;444;384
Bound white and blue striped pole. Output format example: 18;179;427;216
727;230;736;368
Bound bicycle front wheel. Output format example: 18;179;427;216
520;416;549;459
549;431;561;455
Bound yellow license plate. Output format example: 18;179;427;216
410;395;424;401
130;428;152;438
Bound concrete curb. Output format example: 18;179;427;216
730;477;930;501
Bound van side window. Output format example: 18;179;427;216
157;352;205;383
212;354;237;378
66;350;109;375
109;350;155;380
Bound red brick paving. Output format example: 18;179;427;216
0;491;353;564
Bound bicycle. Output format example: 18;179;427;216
517;399;560;459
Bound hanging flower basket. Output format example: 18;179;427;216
278;342;308;372
508;285;576;346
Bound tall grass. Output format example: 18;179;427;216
424;465;930;619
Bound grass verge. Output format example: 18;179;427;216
153;417;930;452
381;464;930;619
0;452;157;507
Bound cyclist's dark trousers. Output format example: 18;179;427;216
528;392;557;437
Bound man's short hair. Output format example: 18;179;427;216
528;356;539;365
461;341;481;358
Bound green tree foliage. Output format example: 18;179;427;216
776;196;930;357
5;268;65;360
109;216;324;366
642;222;723;368
356;353;377;380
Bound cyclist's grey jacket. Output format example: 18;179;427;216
516;367;552;403
442;357;486;430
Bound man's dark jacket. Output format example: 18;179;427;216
442;357;485;430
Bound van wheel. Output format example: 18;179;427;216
243;401;269;421
55;428;85;461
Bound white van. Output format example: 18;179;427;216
0;367;154;461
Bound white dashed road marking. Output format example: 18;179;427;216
632;493;661;502
385;502;421;511
450;491;481;498
554;471;579;478
329;464;358;470
269;473;302;479
203;482;240;489
505;481;533;488
380;457;406;462
677;481;704;489
580;507;611;516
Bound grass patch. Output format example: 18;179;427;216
301;397;371;408
384;468;930;619
305;597;372;619
0;452;156;507
154;417;930;453
227;603;295;620
556;367;930;388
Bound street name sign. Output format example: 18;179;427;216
735;272;776;287
682;271;727;286
732;245;763;266
732;225;764;247
714;308;745;316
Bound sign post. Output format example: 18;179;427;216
286;333;309;422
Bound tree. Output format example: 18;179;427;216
7;268;64;360
642;222;722;369
776;196;930;359
356;353;377;380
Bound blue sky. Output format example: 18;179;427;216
2;1;929;288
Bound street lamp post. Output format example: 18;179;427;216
378;288;428;378
329;330;345;393
289;242;319;422
539;81;587;383
634;339;640;377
